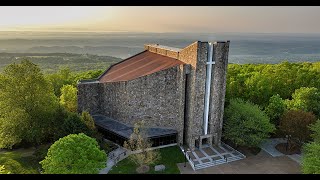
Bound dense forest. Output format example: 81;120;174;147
226;61;320;108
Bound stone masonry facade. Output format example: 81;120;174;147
78;65;186;145
78;41;230;150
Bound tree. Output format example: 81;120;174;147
285;87;320;117
310;120;320;143
0;165;10;174
60;84;78;112
80;111;96;131
279;110;317;147
62;112;89;136
223;98;275;148
226;62;320;108
0;60;59;148
46;67;75;97
40;133;106;174
302;142;320;174
265;94;286;126
123;121;160;173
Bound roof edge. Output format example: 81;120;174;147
97;50;147;81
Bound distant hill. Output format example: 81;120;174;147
0;52;122;73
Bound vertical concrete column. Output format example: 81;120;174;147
209;41;230;146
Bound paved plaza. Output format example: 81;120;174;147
183;143;245;170
178;139;302;174
178;150;301;174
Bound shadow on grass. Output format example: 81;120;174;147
0;149;40;174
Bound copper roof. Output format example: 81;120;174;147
99;51;185;83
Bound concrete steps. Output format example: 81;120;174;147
180;144;246;171
194;156;244;170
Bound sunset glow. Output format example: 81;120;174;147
1;6;320;33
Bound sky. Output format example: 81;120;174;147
1;6;320;33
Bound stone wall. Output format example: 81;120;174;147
78;41;230;150
78;65;186;145
78;82;103;115
209;41;230;145
178;41;208;150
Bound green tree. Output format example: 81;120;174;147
62;112;89;136
46;67;75;97
223;98;275;148
0;60;59;148
285;87;320;117
310;120;320;143
226;62;320;107
60;84;78;112
279;110;317;147
124;121;161;173
265;94;286;126
302;142;320;174
0;165;10;174
40;133;106;174
80;111;96;131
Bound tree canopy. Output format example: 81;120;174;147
60;84;78;112
223;98;275;148
40;133;106;174
0;60;59;148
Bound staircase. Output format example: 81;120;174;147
180;142;246;171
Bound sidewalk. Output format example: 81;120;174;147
99;146;128;174
178;150;301;174
259;138;302;164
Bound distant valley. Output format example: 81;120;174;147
0;52;122;73
1;31;320;70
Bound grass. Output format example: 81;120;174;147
0;148;41;174
109;145;185;174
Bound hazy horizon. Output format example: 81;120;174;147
1;6;320;34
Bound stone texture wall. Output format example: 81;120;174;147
78;41;230;150
78;65;186;145
209;41;230;145
178;41;208;150
78;82;103;115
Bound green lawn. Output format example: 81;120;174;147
0;148;40;174
109;145;185;174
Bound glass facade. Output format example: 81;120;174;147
97;127;177;147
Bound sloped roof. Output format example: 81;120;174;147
98;51;185;83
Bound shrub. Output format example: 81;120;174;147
80;111;96;131
279;110;317;145
62;112;89;136
40;133;107;174
265;94;286;126
223;98;275;148
0;165;10;174
309;120;320;143
302;142;320;174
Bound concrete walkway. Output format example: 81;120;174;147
178;150;301;174
260;138;287;157
99;146;128;174
259;138;302;164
